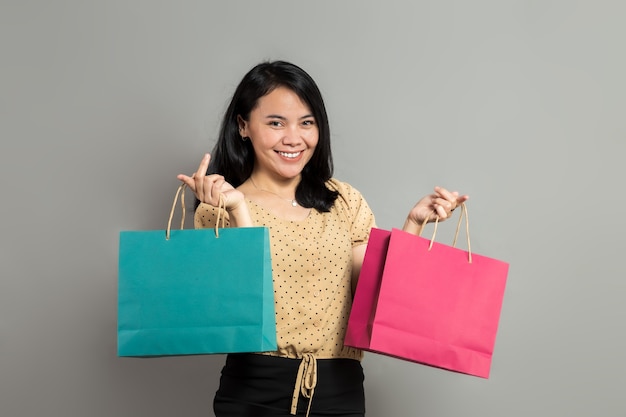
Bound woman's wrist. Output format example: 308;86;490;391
225;202;253;227
402;217;424;236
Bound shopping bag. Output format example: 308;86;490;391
345;204;508;378
118;184;276;357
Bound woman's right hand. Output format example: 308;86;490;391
177;153;245;212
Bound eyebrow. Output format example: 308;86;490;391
265;114;315;120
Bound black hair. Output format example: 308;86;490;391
206;60;338;211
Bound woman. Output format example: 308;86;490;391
177;61;468;417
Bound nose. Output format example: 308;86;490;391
282;124;303;146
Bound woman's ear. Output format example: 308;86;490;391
237;115;248;138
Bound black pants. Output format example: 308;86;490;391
214;353;365;417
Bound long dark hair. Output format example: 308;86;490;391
207;60;338;212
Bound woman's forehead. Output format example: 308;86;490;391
253;87;312;116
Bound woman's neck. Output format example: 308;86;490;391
248;172;300;196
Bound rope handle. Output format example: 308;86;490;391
417;203;472;263
165;184;226;239
166;184;186;240
214;194;226;238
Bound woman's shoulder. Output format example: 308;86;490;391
326;178;365;199
325;178;376;231
325;178;369;211
326;178;357;194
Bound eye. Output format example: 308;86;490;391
302;119;316;126
268;120;283;127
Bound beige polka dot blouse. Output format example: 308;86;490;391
194;178;376;361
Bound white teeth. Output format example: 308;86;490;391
278;151;301;158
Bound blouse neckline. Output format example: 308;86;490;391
245;198;313;224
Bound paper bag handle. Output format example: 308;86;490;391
418;203;472;263
165;184;227;240
166;184;187;240
213;194;226;238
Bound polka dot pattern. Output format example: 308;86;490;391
195;179;376;360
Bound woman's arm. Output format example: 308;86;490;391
350;186;468;291
351;244;368;295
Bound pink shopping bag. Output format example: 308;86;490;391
345;205;509;378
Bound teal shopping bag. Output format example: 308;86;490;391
118;185;276;357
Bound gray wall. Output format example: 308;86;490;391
1;1;624;416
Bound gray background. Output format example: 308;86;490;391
1;1;624;416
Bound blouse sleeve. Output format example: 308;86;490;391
327;179;376;247
194;203;231;229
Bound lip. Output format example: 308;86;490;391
276;150;304;162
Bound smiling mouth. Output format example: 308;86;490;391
277;151;302;159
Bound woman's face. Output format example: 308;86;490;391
239;86;319;182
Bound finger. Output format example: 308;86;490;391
434;186;458;202
201;174;226;205
176;174;196;191
201;175;216;204
435;187;469;211
195;153;211;178
211;177;225;204
432;195;454;212
456;194;470;205
434;203;450;219
194;153;211;198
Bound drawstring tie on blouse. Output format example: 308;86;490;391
291;353;317;416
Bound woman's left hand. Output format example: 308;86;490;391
403;186;469;234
